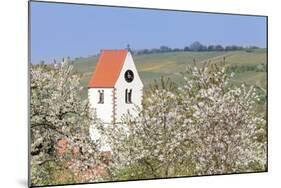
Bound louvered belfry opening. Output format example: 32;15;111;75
125;89;132;104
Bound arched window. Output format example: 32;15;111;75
98;90;104;104
125;89;132;104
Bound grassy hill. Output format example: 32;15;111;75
73;49;267;98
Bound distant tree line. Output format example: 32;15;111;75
130;41;260;55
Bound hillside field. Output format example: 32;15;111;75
72;49;267;99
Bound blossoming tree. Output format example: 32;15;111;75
30;62;101;185
179;63;266;175
98;62;266;179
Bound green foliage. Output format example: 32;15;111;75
226;63;266;73
247;160;267;172
255;86;267;105
31;161;75;186
112;163;151;181
112;159;197;181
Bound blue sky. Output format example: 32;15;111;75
30;1;267;63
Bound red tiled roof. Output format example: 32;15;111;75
88;50;128;88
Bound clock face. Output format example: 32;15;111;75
124;70;134;83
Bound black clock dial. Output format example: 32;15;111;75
124;70;134;83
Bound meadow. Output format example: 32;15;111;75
72;48;267;99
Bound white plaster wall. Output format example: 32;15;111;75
88;88;114;151
115;52;144;123
88;88;114;123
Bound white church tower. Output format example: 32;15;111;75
88;49;143;150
